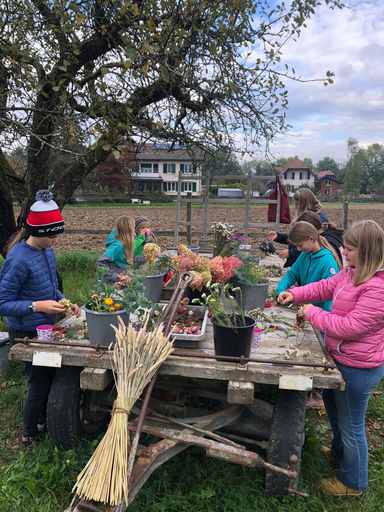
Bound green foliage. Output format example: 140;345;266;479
315;156;341;178
233;254;268;285
342;138;365;195
242;159;274;176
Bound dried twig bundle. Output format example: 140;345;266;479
73;316;173;506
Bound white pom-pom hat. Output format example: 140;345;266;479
26;190;64;237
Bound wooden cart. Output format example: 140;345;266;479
9;301;344;508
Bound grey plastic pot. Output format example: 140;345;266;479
0;332;10;374
234;280;270;312
84;305;130;346
142;274;165;303
187;245;200;254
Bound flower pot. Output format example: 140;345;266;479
84;305;130;346
212;315;256;362
187;245;200;254
234;280;270;312
184;285;209;302
142;274;166;303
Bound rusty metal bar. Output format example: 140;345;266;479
143;408;245;449
312;327;335;372
287;454;309;498
127;422;297;479
171;350;335;370
14;337;111;352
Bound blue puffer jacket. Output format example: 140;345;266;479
0;240;65;330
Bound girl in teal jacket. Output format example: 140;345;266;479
276;221;340;312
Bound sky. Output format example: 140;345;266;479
254;0;384;166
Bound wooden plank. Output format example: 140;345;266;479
228;381;254;404
80;367;113;391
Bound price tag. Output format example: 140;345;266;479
279;374;313;391
32;351;62;368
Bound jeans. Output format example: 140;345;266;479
323;361;384;490
9;327;57;438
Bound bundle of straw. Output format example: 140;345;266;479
73;316;174;506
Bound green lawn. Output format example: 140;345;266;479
0;250;383;511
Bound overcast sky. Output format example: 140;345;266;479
256;0;384;166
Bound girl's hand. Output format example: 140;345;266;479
277;291;294;304
279;249;289;259
71;304;81;318
138;227;147;235
267;231;277;241
35;300;66;314
302;304;314;316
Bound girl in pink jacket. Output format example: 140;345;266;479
278;220;384;496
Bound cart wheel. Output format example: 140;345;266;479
47;366;109;449
265;389;307;495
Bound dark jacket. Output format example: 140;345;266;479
274;210;329;268
0;240;65;330
320;228;344;266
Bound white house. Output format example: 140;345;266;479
274;158;317;192
131;143;203;196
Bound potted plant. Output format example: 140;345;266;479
132;243;172;302
232;253;270;312
170;245;242;300
80;270;153;346
192;282;256;361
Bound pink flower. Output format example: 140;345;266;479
180;257;195;272
190;271;204;290
210;256;225;283
222;257;242;281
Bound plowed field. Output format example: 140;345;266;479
28;203;384;254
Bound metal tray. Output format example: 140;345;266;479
153;304;208;348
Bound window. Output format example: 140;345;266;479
140;163;158;173
325;180;331;186
299;172;309;180
285;171;295;180
182;164;193;173
325;189;330;195
163;163;176;174
167;182;177;191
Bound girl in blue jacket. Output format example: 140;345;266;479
276;221;339;312
96;215;155;284
0;190;80;446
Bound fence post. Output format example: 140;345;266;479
186;192;192;245
342;196;349;230
173;172;182;247
202;170;209;243
243;170;252;243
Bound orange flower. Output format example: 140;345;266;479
104;298;113;306
109;306;115;312
114;303;121;309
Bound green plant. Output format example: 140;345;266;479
134;253;172;277
79;268;153;314
192;281;247;327
233;253;269;286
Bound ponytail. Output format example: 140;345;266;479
5;229;29;256
319;235;342;270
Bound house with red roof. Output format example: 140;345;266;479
274;157;317;193
315;171;343;196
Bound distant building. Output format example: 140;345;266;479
315;171;343;196
273;157;317;192
131;143;203;196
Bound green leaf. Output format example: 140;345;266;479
161;65;170;82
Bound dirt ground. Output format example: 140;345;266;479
23;203;384;253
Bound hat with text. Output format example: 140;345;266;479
26;190;64;237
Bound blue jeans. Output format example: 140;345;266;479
323;362;384;490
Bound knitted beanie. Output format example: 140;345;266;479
26;190;64;237
134;215;150;232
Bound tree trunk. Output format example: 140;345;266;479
0;149;17;257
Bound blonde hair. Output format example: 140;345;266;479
294;189;322;220
5;229;29;255
343;220;384;286
289;221;342;269
115;216;134;265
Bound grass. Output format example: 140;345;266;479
0;250;383;511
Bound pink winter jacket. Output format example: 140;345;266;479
291;267;384;368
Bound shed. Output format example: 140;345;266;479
217;188;243;198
